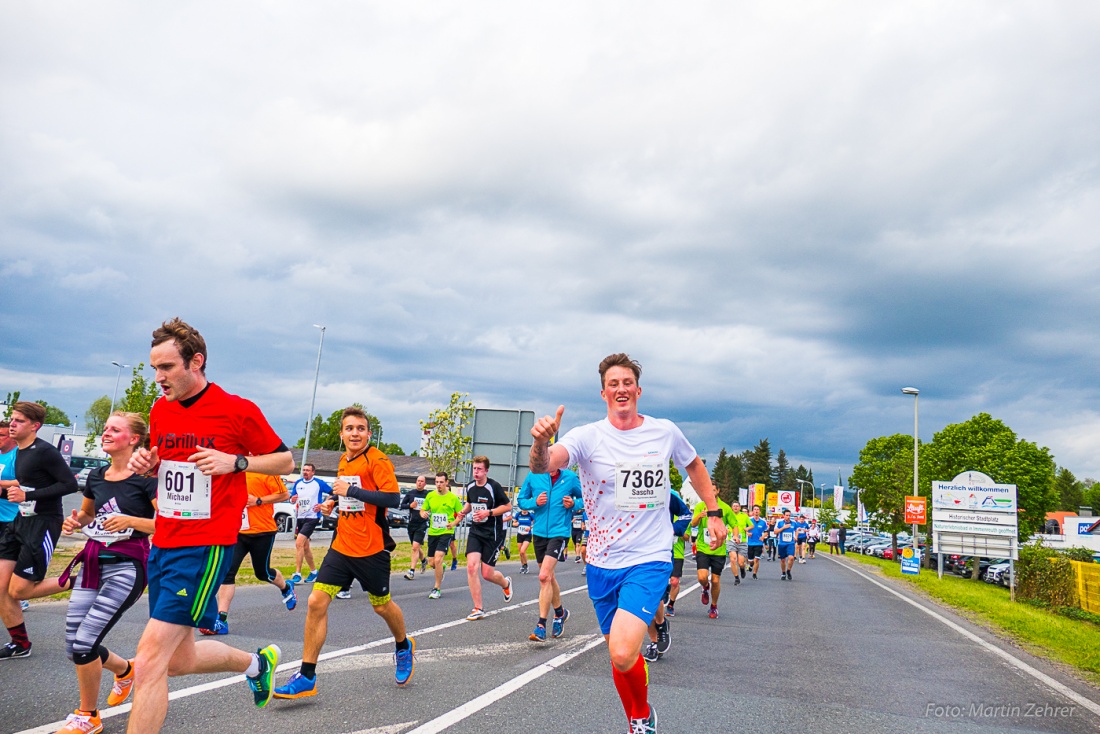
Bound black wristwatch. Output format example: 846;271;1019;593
233;455;249;473
706;509;723;518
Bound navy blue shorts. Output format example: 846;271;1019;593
147;545;232;629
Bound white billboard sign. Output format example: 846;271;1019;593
932;522;1018;538
776;490;797;512
932;471;1016;513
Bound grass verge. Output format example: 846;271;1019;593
842;552;1100;686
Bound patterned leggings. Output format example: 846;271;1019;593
64;559;146;665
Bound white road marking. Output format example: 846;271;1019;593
12;582;591;734
827;555;1100;719
347;723;420;734
319;641;543;673
403;634;606;734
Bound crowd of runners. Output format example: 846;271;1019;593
1;320;825;734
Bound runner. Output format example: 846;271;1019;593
765;516;777;562
273;406;415;698
0;421;30;620
456;456;513;620
691;496;734;620
0;401;80;659
725;500;751;586
289;463;331;583
775;509;797;580
807;519;821;559
662;491;692;618
516;466;582;642
400;476;431;580
200;472;296;636
54;412;157;734
513;509;533;574
794;513;809;564
124;318;290;733
530;353;727;733
643;488;690;661
420;471;463;599
745;505;768;579
570;506;586;566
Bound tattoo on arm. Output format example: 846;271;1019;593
530;443;549;474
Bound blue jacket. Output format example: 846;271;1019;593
669;490;691;536
517;469;583;539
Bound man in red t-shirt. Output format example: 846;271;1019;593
126;318;294;734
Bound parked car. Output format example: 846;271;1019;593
69;456;111;489
882;543;924;561
273;502;338;533
984;561;1011;583
387;508;409;528
961;558;993;578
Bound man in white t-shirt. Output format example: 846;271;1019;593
530;353;727;734
288;463;331;583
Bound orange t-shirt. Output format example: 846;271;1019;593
242;472;285;535
331;446;398;558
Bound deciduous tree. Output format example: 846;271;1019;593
419;392;474;478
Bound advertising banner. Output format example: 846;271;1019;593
833;485;843;511
904;496;927;525
932;471;1017;513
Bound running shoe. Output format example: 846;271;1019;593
581;566;586;576
503;577;513;602
574;556;581;563
291;572;303;584
642;642;659;662
404;569;415;581
247;644;281;708
708;606;718;619
0;641;31;660
282;579;297;611
394;636;416;686
503;547;511;560
752;572;757;580
664;603;675;618
781;573;787;581
529;624;547;642
428;588;442;600
787;569;793;580
700;586;710;606
466;608;486;621
420;559;428;574
551;608;569;638
107;661;135;706
201;619;229;635
336;589;352;600
655;620;670;655
740;567;746;579
451;558;458;571
520;564;528;574
304;570;319;583
56;710;102;734
628;704;657;734
274;671;317;699
19;600;29;612
733;576;740;586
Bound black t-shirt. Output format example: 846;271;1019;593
464;478;509;540
84;466;158;539
12;438;80;517
401;488;431;528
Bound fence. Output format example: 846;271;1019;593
1071;560;1100;614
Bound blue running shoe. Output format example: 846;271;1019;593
199;619;229;636
529;624;546;642
247;645;281;708
304;570;318;583
282;580;297;611
451;558;458;571
551;608;569;639
395;636;416;686
273;671;317;699
291;572;302;584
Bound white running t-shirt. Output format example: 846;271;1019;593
558;416;697;570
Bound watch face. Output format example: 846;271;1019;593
236;456;248;472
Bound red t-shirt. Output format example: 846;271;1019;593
150;383;284;548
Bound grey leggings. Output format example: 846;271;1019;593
64;559;145;665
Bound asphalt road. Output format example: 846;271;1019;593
5;552;1100;734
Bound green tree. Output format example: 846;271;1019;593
297;404;382;451
773;449;797;493
744;439;772;490
35;400;70;426
377;441;406;456
817;505;839;530
117;364;160;421
1054;467;1085;512
419;392;474;478
3;391;20;420
850;433;915;556
669;460;683;493
922;413;1057;540
84;395;112;452
710;448;743;505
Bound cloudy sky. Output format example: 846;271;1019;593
2;2;1098;484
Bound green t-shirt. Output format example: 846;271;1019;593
673;532;687;560
422;491;464;536
728;511;752;543
693;499;735;556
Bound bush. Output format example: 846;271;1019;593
1062;546;1096;563
1016;541;1078;607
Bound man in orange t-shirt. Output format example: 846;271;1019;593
273;406;415;700
201;472;295;635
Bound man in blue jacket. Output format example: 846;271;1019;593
516;466;583;642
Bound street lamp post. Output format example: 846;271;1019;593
300;325;327;473
110;361;130;411
795;479;812;518
901;387;920;568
